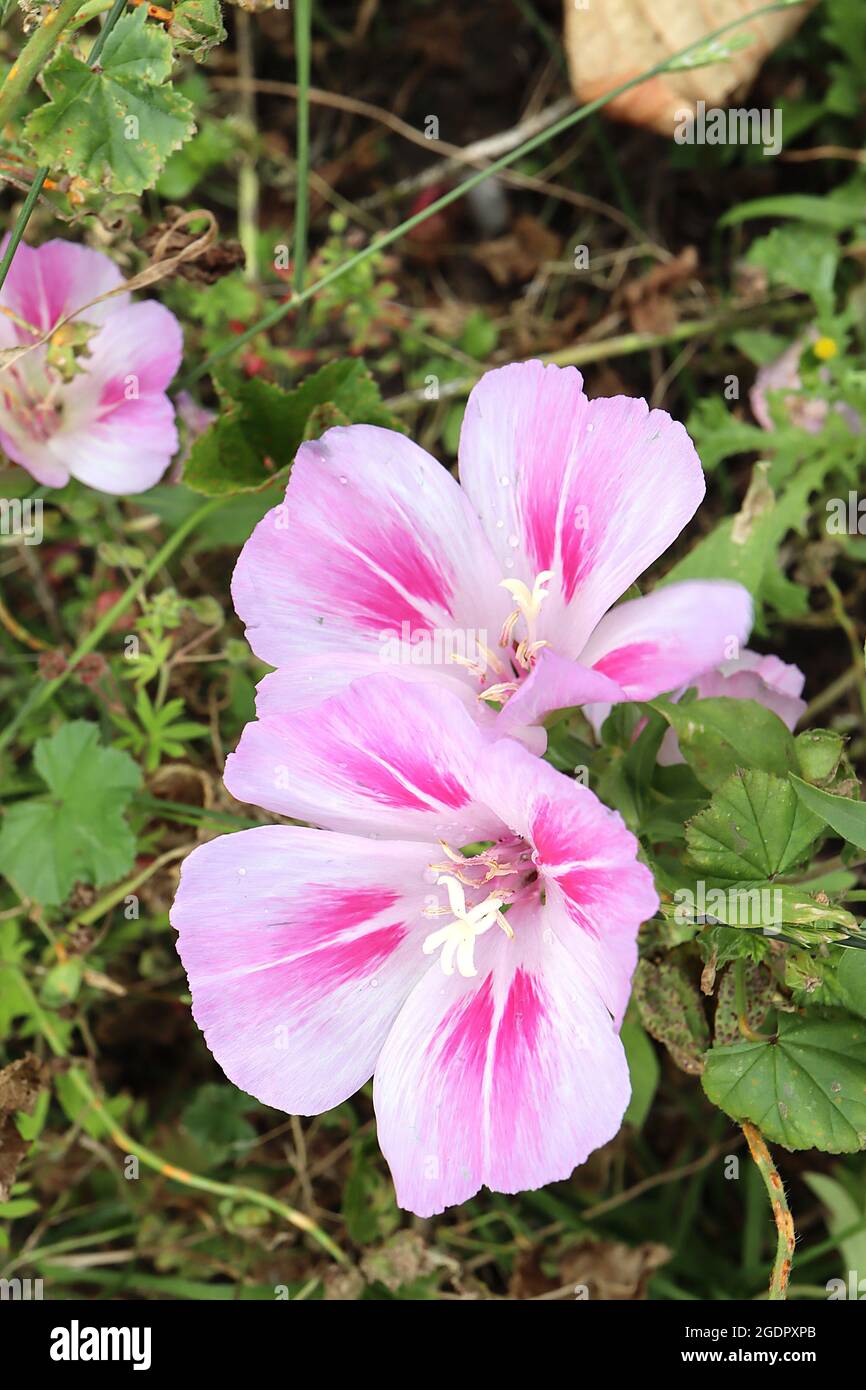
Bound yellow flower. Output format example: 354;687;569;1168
813;336;838;361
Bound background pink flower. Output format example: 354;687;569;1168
233;360;752;735
585;648;805;759
657;650;806;764
0;237;182;494
171;673;658;1216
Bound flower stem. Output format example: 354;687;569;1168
181;0;800;387
0;169;48;294
742;1122;795;1300
0;495;225;758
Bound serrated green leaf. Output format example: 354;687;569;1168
184;359;401;496
24;9;195;195
790;774;866;851
632;960;709;1074
702;1011;866;1152
0;721;141;907
650;697;796;791
686;769;822;881
171;0;227;61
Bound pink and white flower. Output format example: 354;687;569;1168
0;237;182;494
171;673;658;1216
232;361;753;733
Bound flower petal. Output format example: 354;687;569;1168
475;740;658;1025
0;236;128;339
224;673;502;841
171;825;437;1113
374;899;632;1216
496;646;625;733
458;361;706;654
232;424;507;694
580;580;754;699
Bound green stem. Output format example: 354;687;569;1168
180;0;797;387
0;496;225;758
0;0;88;130
292;0;312;295
0;170;48;295
87;0;127;64
742;1123;795;1301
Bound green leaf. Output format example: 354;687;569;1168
632;960;709;1075
803;1171;866;1279
838;953;866;1022
662;457;838;617
790;774;866;851
621;1018;660;1129
702;1011;866;1152
182;1084;256;1164
746;226;839;316
719;194;865;230
795;730;847;785
686;769;822;881
650;697;796;791
171;0;227;62
0;721;141;907
184;360;401;496
24;8;195;195
41;959;84;1009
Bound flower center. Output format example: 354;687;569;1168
422;839;539;976
477;569;554;706
1;361;63;442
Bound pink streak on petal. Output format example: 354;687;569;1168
592;642;659;684
434;972;495;1074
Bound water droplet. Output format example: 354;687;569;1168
338;476;348;484
237;868;247;876
505;557;514;569
586;423;594;433
499;475;510;486
370;977;379;989
495;519;504;529
508;534;519;548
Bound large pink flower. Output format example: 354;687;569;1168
0;238;182;493
233;361;752;733
171;674;658;1216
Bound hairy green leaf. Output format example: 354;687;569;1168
24;8;195;195
0;722;141;907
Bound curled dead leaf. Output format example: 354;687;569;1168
563;0;816;137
